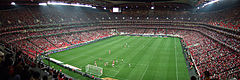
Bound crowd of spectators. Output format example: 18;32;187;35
170;29;239;79
29;37;56;52
1;23;239;79
0;5;239;30
10;40;41;58
0;50;73;80
198;28;240;50
0;5;239;80
6;29;114;56
45;36;71;48
207;4;240;30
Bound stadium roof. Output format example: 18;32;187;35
0;0;239;12
0;0;196;7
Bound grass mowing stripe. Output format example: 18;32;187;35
114;37;153;79
91;36;137;78
139;38;163;80
103;36;149;79
63;37;127;63
50;36;126;60
51;36;127;63
48;36;190;80
145;37;166;80
127;37;157;80
50;36;118;59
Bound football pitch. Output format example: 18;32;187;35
47;36;190;80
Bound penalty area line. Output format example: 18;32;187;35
140;65;149;80
174;38;179;80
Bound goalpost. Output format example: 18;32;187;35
85;64;103;76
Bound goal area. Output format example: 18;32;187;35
85;64;103;76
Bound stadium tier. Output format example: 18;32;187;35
0;1;239;80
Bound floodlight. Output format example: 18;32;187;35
202;0;220;8
92;7;96;9
11;2;16;5
39;3;47;6
151;6;154;9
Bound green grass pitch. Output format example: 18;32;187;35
47;36;190;80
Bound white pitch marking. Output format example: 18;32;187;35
174;38;179;80
140;65;149;80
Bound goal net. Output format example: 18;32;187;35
85;64;103;76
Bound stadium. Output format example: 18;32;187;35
0;0;239;80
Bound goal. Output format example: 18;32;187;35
85;64;103;76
